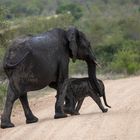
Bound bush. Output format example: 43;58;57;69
111;40;140;74
69;60;87;75
119;15;140;41
20;14;74;35
0;47;6;79
56;3;83;20
0;83;7;110
0;5;9;29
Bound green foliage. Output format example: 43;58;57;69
0;5;7;20
0;0;45;18
0;48;5;75
56;3;83;20
69;60;87;75
0;47;5;64
0;83;7;109
111;40;140;74
75;2;140;75
9;0;44;17
20;14;74;35
118;15;140;41
0;5;9;28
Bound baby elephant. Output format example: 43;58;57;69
62;78;111;115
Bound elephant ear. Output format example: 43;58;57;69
66;27;78;63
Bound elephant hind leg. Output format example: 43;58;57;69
75;98;84;115
90;94;108;113
63;97;76;115
19;94;38;124
1;84;18;129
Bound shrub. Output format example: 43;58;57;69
20;13;74;35
111;40;140;74
0;83;7;110
56;3;83;20
0;47;6;78
69;60;87;75
0;5;9;29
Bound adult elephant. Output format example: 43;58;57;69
1;27;101;128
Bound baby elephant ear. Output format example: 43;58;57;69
66;27;78;63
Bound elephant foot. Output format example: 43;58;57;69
1;121;15;129
54;113;67;119
63;108;79;115
26;116;38;124
71;111;80;116
63;107;73;114
102;108;108;113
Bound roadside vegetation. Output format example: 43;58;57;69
0;82;6;110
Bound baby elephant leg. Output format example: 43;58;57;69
75;98;84;115
70;101;79;115
90;94;108;113
64;96;76;115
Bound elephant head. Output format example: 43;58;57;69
66;27;102;96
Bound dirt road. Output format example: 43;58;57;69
0;76;140;140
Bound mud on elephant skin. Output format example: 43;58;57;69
62;78;111;115
1;27;101;128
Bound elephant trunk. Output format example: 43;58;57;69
87;60;102;96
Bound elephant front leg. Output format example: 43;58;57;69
75;98;84;115
54;87;68;119
19;94;38;124
1;85;18;129
54;62;68;119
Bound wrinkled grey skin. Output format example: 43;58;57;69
1;27;102;129
62;78;111;115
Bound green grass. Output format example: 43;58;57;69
0;83;7;110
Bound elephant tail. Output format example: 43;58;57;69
3;51;30;69
3;36;32;70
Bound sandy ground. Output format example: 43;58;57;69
0;76;140;140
